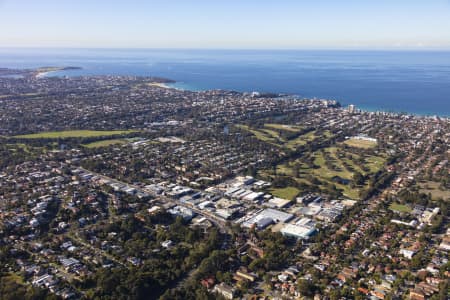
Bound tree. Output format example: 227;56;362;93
297;279;315;296
353;171;365;185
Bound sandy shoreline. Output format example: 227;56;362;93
148;82;171;89
35;71;52;78
147;82;185;91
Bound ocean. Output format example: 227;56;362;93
0;48;449;116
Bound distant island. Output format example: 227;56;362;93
0;66;82;78
34;66;82;77
0;67;175;84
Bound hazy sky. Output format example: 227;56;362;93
1;0;450;49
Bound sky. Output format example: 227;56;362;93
1;0;450;49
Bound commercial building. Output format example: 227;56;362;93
280;224;317;240
242;208;294;229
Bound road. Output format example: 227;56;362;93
77;166;234;292
68;232;125;267
77;166;231;234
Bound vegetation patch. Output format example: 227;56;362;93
264;123;303;132
262;144;386;200
83;139;127;148
13;130;139;139
237;123;329;150
236;125;279;144
284;131;315;149
0;273;47;299
419;181;450;201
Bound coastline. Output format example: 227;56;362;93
148;82;171;89
36;71;52;78
2;65;449;118
147;82;186;91
34;66;82;78
1;49;449;117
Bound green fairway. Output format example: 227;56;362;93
339;184;360;199
344;138;377;149
264;144;386;200
269;187;300;200
261;128;286;141
236;125;280;144
237;123;329;150
366;156;386;173
83;139;127;148
242;122;387;200
13;130;138;139
264;123;303;132
311;148;352;179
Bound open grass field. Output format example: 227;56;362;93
344;138;377;149
389;203;412;213
241;123;387;200
236;125;279;143
13;130;138;139
237;123;331;150
83;139;127;148
261;128;286;142
366;156;386;172
264;123;303;132
285;130;320;149
419;181;450;201
269;187;300;200
262;144;386;200
312;149;353;179
310;148;385;198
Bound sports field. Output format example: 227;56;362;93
389;203;412;213
269;187;300;200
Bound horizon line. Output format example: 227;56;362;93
1;46;450;52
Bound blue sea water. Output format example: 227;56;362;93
0;48;449;116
